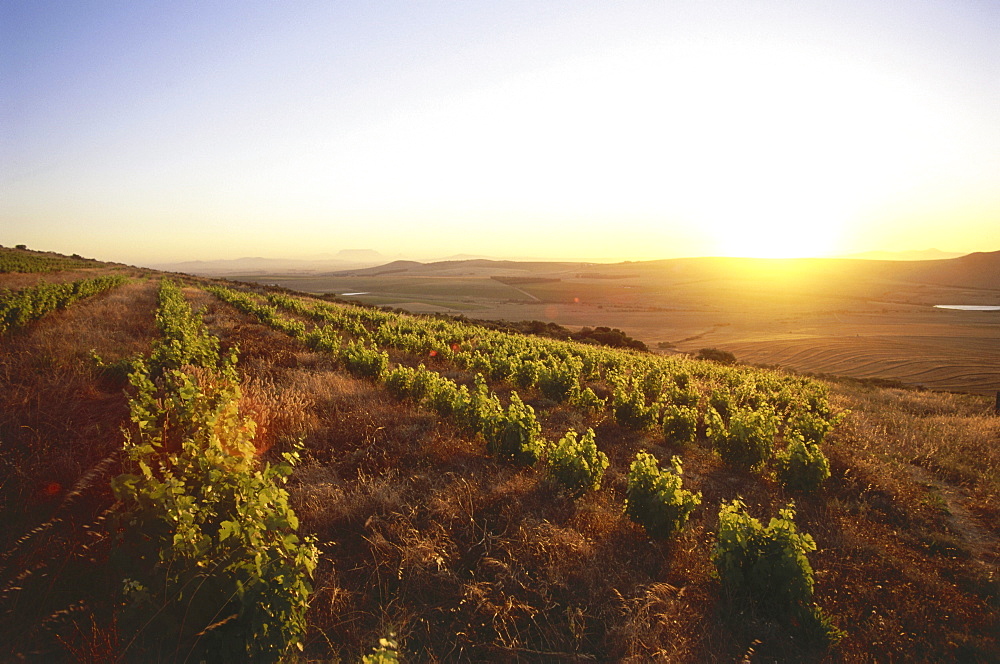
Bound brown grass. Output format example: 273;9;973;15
0;279;159;657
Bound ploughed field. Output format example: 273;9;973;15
1;247;998;662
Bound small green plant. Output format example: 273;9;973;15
538;357;583;402
661;404;698;445
570;385;605;413
341;341;388;379
612;381;658;430
775;434;831;493
624;452;701;539
90;349;139;385
713;500;842;646
712;407;777;471
362;634;400;663
786;407;834;445
546;428;608;496
486;392;546;465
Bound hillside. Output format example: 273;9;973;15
0;246;997;661
226;251;1000;395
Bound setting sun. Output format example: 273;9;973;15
3;2;997;263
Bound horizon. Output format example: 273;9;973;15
7;242;991;272
3;1;999;265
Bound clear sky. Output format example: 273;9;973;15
2;1;998;265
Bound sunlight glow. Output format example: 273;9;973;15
2;2;997;263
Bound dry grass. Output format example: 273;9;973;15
830;381;1000;533
0;279;159;657
0;280;158;542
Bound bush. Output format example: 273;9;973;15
538;357;582;402
612;382;658;431
427;376;466;418
570;385;605;414
664;382;700;408
709;389;734;423
486;392;546;465
513;359;540;389
712;407;777;471
697;347;737;365
775;434;830;493
407;364;437;402
546;428;608;496
786;408;834;445
305;325;341;353
341;341;388;379
639;368;665;401
363;635;400;663
624;452;701;539
712;500;842;644
384;365;416;400
662;404;698;445
713;500;814;611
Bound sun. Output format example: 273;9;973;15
707;215;839;259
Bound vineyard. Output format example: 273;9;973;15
0;254;997;661
0;245;101;274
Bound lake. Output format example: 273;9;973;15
934;305;1000;311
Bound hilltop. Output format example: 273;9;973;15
0;246;997;661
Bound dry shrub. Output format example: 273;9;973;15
610;582;708;662
240;376;316;454
513;518;595;589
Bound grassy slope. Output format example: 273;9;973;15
0;257;997;661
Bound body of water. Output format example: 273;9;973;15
934;305;1000;311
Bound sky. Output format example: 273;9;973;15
2;1;999;265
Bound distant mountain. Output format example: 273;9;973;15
334;249;385;261
149;249;1000;292
892;249;1000;290
839;248;966;261
330;258;595;278
149;254;386;276
436;253;498;261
